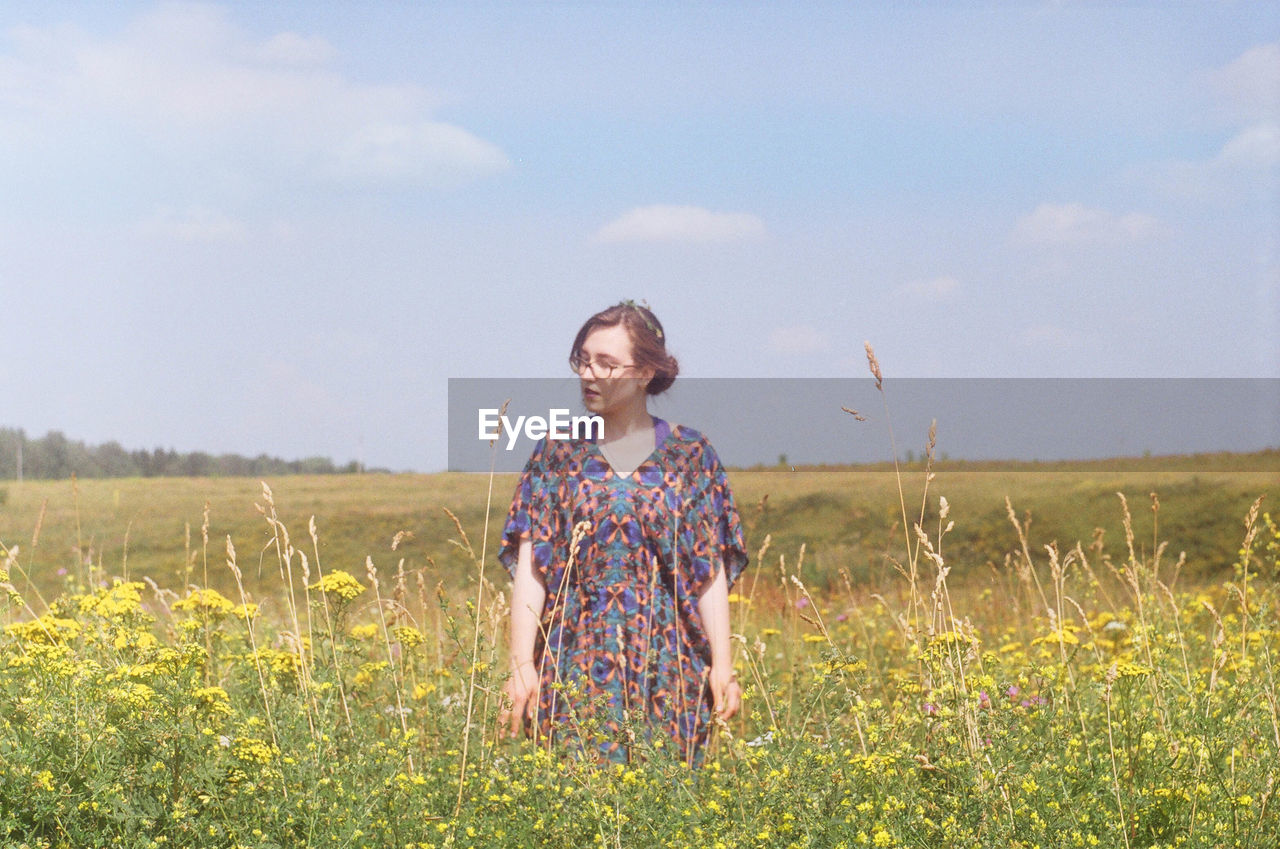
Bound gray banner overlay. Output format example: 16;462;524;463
447;378;1280;473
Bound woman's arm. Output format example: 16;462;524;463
499;536;546;738
698;562;741;720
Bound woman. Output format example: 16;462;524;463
497;301;749;767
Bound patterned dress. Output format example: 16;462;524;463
499;416;748;766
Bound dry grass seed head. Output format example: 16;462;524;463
864;341;883;390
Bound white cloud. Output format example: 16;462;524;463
256;31;336;66
1140;123;1280;201
1148;43;1280;202
1209;41;1280;124
1014;203;1159;245
594;205;767;244
135;205;245;242
895;275;959;300
1217;123;1280;169
330;121;508;181
0;2;508;186
767;325;829;355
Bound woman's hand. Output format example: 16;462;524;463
498;661;540;740
697;560;740;722
500;536;545;740
706;664;742;721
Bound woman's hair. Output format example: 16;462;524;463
570;301;679;395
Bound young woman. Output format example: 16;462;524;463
497;301;749;766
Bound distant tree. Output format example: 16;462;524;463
0;428;359;480
97;441;138;477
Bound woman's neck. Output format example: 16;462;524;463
599;402;652;444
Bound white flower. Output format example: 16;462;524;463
745;730;774;748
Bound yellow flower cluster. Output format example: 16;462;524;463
393;624;425;649
8;642;79;676
107;681;156;710
245;647;300;680
354;660;389;688
309;570;365;601
1114;660;1153;678
5;613;82;644
231;737;276;765
194;686;233;716
1031;626;1080;647
172;588;235;618
112;628;160;652
78;580;147;619
928;630;977;648
232;603;259;620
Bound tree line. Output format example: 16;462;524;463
0;428;364;480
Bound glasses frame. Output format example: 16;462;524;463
569;351;637;379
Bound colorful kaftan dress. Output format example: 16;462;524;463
499;416;749;766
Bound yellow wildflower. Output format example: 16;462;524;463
1032;628;1080;647
5;614;82;644
393;625;425;648
1115;660;1152;678
232;738;276;765
309;570;365;601
172;588;235;618
194;686;233;717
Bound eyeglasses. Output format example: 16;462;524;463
569;351;636;378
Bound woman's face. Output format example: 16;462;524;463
576;324;654;420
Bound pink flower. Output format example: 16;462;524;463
835;612;849;622
795;597;810;609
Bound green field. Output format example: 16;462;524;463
2;458;1275;604
1;460;1278;847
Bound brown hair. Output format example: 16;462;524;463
570;301;679;395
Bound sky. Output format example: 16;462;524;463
1;1;1277;472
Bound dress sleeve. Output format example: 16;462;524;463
497;438;560;583
686;438;749;597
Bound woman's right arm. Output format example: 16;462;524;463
500;535;545;738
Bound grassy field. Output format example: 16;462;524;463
1;457;1275;603
0;459;1278;847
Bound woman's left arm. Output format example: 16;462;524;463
698;562;742;720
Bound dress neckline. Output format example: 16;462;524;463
588;415;673;479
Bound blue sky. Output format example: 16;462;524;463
1;1;1276;471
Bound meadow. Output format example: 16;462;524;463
0;447;1278;847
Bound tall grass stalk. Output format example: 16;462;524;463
258;482;319;744
452;397;507;819
308;515;354;733
224;534;286;800
367;554;414;773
